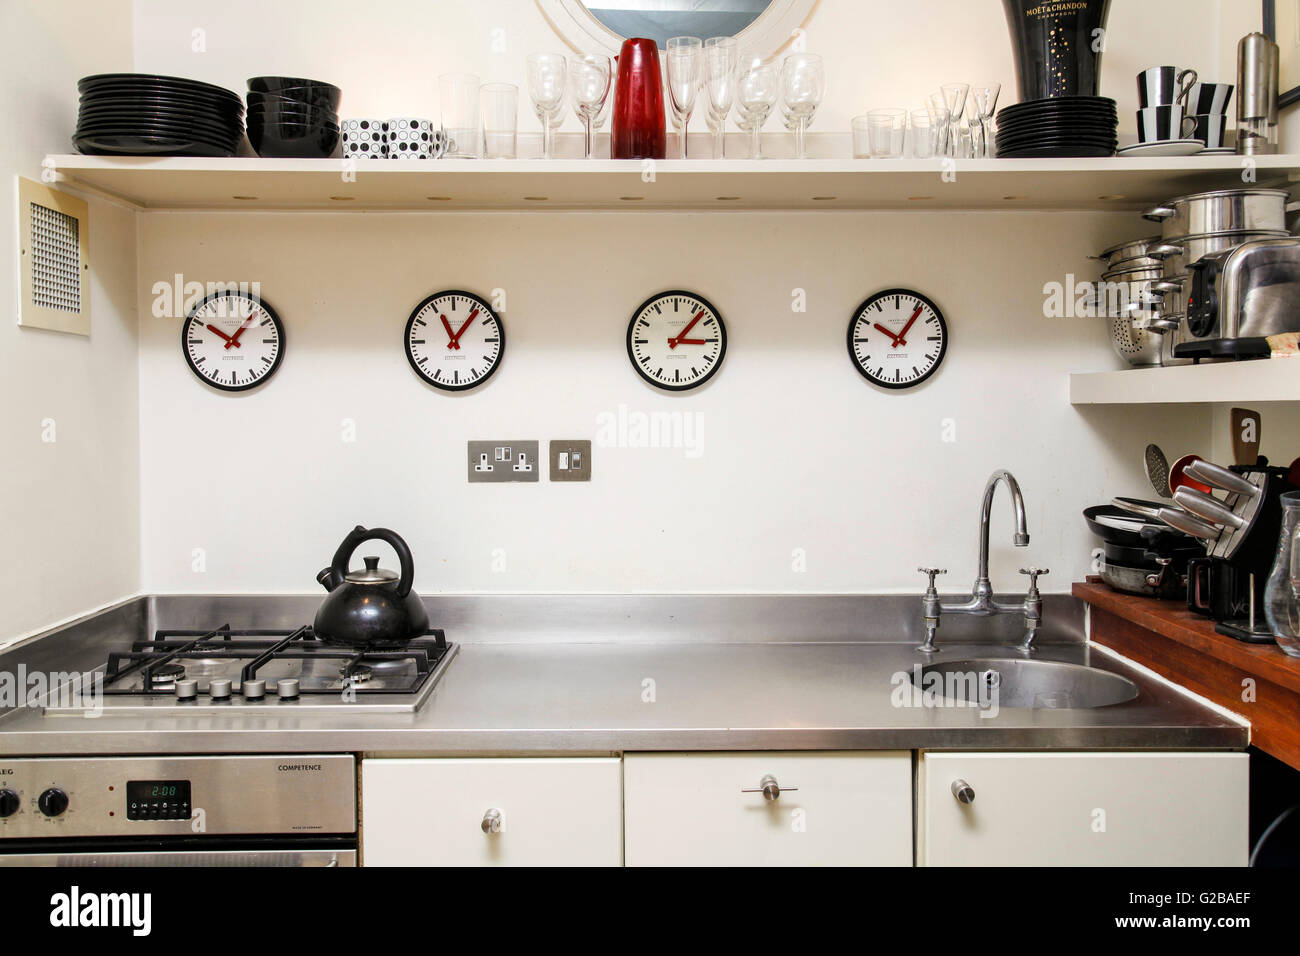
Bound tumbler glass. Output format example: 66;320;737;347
439;72;481;158
481;83;518;159
867;108;906;158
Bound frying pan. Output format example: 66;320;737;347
1084;501;1196;550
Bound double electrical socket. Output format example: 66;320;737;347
467;440;591;483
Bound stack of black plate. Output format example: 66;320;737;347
995;96;1117;158
75;74;244;157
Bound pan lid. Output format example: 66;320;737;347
344;555;399;585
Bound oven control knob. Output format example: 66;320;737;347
209;678;232;700
242;679;266;700
38;788;69;817
276;678;300;700
0;789;19;817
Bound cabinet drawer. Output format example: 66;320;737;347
361;757;622;866
919;752;1248;866
624;751;912;866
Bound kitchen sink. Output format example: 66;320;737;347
912;658;1140;709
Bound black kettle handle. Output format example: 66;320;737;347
330;526;415;598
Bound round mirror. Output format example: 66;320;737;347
538;0;816;59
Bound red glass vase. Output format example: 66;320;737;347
611;37;666;159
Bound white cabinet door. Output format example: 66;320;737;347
919;752;1248;866
361;757;622;866
624;751;912;866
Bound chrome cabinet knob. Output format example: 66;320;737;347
742;774;797;802
951;779;975;804
481;808;503;834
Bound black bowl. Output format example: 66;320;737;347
247;118;340;158
246;88;341;112
246;77;342;110
246;103;338;126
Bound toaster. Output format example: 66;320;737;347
1177;236;1300;359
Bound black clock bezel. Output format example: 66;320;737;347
404;289;506;392
182;291;286;393
626;289;728;392
847;288;948;391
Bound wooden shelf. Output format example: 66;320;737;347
45;152;1300;212
1076;580;1300;770
1069;359;1300;405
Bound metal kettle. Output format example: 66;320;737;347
313;526;429;648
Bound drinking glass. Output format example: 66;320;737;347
926;93;952;155
851;115;872;158
568;54;612;159
526;53;567;159
735;59;778;159
439;72;481;158
867;109;906;158
704;36;738;159
967;82;1001;158
1265;491;1300;657
666;36;703;158
909;108;942;158
780;53;825;159
480;83;518;159
939;82;970;157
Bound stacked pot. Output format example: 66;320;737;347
1142;188;1293;364
1093;236;1171;367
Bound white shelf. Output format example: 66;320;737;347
1069;359;1300;405
45;152;1300;212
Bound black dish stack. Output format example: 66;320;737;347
996;0;1118;158
74;73;244;156
246;77;342;158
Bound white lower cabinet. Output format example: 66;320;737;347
919;752;1249;866
360;757;622;866
623;751;913;866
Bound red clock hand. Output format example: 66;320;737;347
224;310;260;350
895;305;924;347
440;315;459;350
669;310;706;350
205;323;236;344
449;309;479;349
873;322;901;347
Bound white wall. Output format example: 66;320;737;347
136;208;1212;595
1;1;139;645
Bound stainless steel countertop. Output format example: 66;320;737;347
0;638;1247;755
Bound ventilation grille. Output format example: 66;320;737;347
29;201;82;313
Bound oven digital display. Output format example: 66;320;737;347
126;780;192;820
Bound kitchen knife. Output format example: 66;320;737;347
1184;459;1259;497
1172;486;1246;529
1156;507;1221;539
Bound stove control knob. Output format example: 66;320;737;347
242;679;266;700
38;787;69;817
0;789;20;817
209;678;232;700
175;679;198;701
276;678;300;700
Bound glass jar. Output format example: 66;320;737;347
1264;490;1300;657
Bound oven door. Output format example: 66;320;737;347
0;847;355;866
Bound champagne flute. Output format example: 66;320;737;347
736;59;778;159
780;53;824;160
666;36;703;158
704;36;738;159
939;83;969;158
526;53;566;159
568;54;611;159
968;81;1001;158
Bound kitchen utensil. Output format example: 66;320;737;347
1264;490;1300;656
1174;486;1247;529
1094;236;1163;273
1001;0;1113;100
1169;454;1214;496
780;53;824;160
735;59;779;159
1237;32;1279;155
704;36;738;159
611;38;665;159
314;526;429;648
1109;314;1163;366
1145;444;1172;498
1190;113;1229;149
341;118;387;158
1143;188;1291;237
1137;106;1196;143
481;83;519;159
1115;140;1204;157
1187;82;1234;115
1137;67;1198;108
568;57;610;159
1180;237;1300;359
666;36;703;158
1231;408;1262;466
527;53;567;159
439;72;480;158
1109;497;1218;539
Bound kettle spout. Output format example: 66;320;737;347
316;567;339;592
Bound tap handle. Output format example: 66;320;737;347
1019;567;1049;591
918;567;947;590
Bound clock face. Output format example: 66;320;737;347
182;291;285;392
404;290;505;391
847;289;948;390
626;290;727;391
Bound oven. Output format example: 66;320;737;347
0;754;357;866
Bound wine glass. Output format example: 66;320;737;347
735;59;778;159
526;53;567;159
568;54;611;159
780;53;824;159
666;36;703;158
939;83;969;158
968;82;1001;158
704;36;738;159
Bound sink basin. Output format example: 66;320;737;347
912;658;1139;709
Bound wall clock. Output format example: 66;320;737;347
182;290;285;392
847;288;948;389
404;290;505;391
626;290;727;391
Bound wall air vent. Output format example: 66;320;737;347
16;176;89;335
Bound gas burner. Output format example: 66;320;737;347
145;662;186;688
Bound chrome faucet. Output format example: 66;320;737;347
919;469;1048;653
